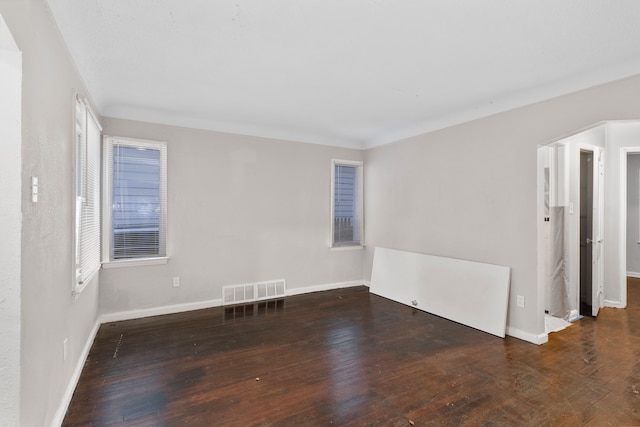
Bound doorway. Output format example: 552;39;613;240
579;150;594;316
578;145;604;318
625;153;640;293
618;145;640;312
537;127;605;330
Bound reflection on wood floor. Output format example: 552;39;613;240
63;280;640;426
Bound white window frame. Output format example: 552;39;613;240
73;95;102;294
102;136;169;268
330;159;364;249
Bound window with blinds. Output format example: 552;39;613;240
331;159;363;247
74;96;101;291
104;137;167;261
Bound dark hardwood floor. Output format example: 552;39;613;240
63;281;640;426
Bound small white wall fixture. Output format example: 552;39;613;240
370;247;511;338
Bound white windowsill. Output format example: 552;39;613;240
73;282;88;297
330;245;365;251
102;257;170;269
72;280;91;301
72;267;99;297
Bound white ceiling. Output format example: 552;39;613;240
46;0;640;149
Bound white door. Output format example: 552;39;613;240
591;147;604;316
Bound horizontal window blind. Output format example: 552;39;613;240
332;160;363;247
335;165;356;219
105;137;167;260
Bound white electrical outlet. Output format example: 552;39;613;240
63;338;68;361
173;277;181;287
517;295;525;308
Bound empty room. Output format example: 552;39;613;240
2;1;640;426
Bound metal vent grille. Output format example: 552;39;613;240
223;279;286;305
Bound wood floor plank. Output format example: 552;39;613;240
63;282;640;426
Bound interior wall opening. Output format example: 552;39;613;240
538;124;606;337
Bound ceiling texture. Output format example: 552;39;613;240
46;0;640;149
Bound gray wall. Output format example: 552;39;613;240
364;75;640;340
0;2;101;426
100;118;364;315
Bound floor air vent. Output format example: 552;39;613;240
223;279;286;305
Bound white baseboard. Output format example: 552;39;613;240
627;271;640;278
101;298;223;323
100;281;369;323
52;318;101;427
568;309;581;322
506;326;548;345
285;280;367;296
603;299;626;309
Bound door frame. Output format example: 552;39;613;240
617;147;640;310
577;144;604;317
